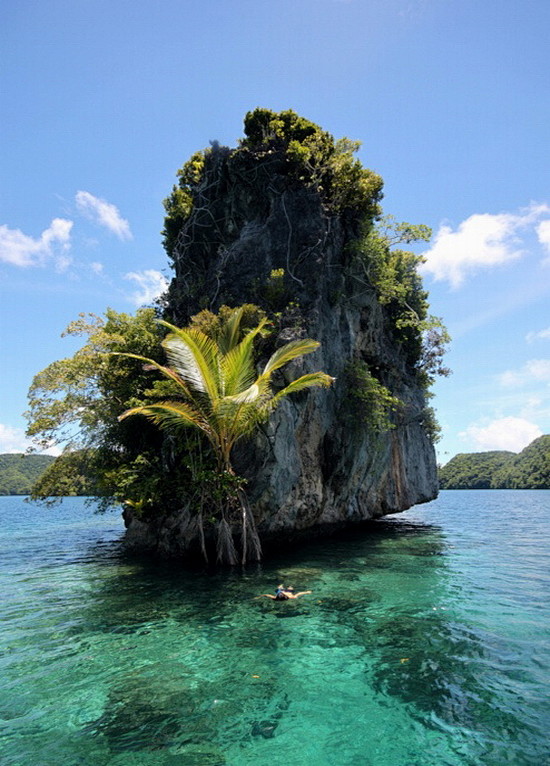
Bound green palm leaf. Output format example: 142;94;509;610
118;401;207;433
217;305;245;354
160;324;220;401
221;318;267;396
262;338;320;376
259;372;334;415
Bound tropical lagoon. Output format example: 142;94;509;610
1;490;548;765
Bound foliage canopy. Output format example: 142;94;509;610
26;308;174;509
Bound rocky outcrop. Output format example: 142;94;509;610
124;137;438;556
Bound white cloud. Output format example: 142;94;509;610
499;359;550;388
0;424;61;456
90;261;104;275
526;327;550;343
75;191;132;241
124;269;169;306
0;218;73;269
460;417;542;453
537;219;550;262
420;203;550;288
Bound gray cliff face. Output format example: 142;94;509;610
124;145;438;555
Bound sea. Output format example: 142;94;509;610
0;491;548;766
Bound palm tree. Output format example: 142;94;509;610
115;307;333;564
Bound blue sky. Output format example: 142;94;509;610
1;0;549;464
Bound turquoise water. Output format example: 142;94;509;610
1;492;548;765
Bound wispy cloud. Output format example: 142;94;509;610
75;191;132;241
526;327;550;343
499;359;550;388
0;219;73;269
460;416;542;453
537;219;550;263
0;423;61;455
420;203;550;288
124;269;168;306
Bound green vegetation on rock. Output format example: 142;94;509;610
162;108;449;433
345;360;402;434
352;215;450;384
439;436;550;489
162;108;384;265
116;305;333;563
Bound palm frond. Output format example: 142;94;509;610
221;318;267;395
217;306;245;355
118;401;207;433
264;372;334;411
223;383;261;405
262;338;320;376
110;352;191;397
160;326;220;401
226;400;270;440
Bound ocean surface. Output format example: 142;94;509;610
0;491;548;766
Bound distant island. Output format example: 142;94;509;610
0;454;55;495
439;435;549;489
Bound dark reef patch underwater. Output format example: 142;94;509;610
1;491;548;765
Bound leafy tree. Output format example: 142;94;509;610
26;308;176;509
353;215;450;386
30;450;94;498
116;305;334;564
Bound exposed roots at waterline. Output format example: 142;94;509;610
216;517;238;566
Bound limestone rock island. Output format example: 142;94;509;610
124;109;442;556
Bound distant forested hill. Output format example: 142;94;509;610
0;454;55;495
439;436;550;489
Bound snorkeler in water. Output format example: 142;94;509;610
256;584;312;601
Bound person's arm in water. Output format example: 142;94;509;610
255;594;277;599
286;590;312;599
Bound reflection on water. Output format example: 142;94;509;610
0;493;549;765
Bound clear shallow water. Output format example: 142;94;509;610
0;492;548;766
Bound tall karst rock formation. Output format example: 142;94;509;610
124;110;440;555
